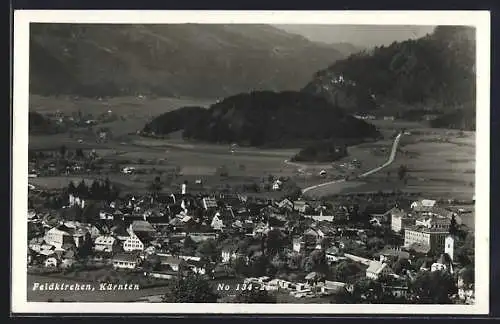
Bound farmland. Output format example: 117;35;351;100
29;95;475;203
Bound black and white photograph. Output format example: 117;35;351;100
11;10;490;314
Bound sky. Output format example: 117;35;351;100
274;25;436;48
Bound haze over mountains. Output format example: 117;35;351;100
274;25;436;48
30;24;349;99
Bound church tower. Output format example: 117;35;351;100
444;235;455;261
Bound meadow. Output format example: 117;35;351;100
29;95;475;202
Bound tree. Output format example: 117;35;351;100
449;214;459;236
306;250;329;274
460;266;474;286
196;240;220;263
76;179;88;198
217;165;229;177
330;261;363;282
264;229;285;256
59;145;67;158
232;257;249;276
233;289;277;303
75;148;85;159
77;233;94;258
68;181;76;195
182;236;198;256
248;254;272;277
148;176;163;198
352;278;385;303
411;270;458;304
162;273;219;303
455;232;474;266
397;164;408;180
90;180;102;199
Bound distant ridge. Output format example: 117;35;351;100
29;24;346;99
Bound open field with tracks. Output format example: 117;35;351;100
29;96;475;202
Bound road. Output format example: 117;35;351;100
301;133;403;195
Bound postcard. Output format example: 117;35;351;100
12;10;490;314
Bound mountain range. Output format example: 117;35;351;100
30;23;348;99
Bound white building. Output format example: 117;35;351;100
404;226;448;253
444;235;455;261
44;257;59;268
391;213;415;232
272;180;282;191
112;253;141;270
68;194;85;208
94;236;118;253
123;234;145;252
211;213;225;231
44;227;75;249
366;261;394;280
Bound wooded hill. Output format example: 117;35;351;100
302;26;476;130
143;91;381;147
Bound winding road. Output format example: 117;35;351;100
301;133;403;195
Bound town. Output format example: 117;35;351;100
27;147;475;304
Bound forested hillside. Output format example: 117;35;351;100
144;91;381;147
302;26;476;130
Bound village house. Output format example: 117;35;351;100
276;198;294;212
320;280;348;295
378;247;410;263
383;285;409;299
211;212;225;231
44;256;58;268
202;197;218;210
68;193;85;208
325;246;345;263
123;233;145;252
188;232;218;243
430;253;454;273
411;199;437;210
221;246;242;264
185;259;208;275
366;261;395;280
293;200;311;214
272;180;282;191
159;255;185;272
112;252;142;270
44;226;76;249
94;235;119;253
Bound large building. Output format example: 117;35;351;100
391;209;415;232
415;215;450;231
404;226;449;253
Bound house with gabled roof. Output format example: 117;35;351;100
94;235;119;253
211;212;225;231
276;198;294;212
293;200;311;213
112;252;142;270
366;261;395;280
202;197;218;210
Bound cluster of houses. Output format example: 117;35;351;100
27;182;474;303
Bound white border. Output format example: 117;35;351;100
12;10;490;314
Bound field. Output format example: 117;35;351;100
29;95;475;202
303;126;475;201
